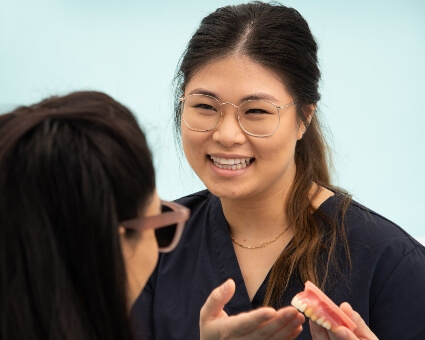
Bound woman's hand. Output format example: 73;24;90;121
309;302;379;340
200;279;304;339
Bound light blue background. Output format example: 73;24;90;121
1;0;424;241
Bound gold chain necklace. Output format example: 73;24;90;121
231;226;290;249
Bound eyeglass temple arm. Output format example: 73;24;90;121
121;206;190;231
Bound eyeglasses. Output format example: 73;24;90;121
180;94;297;138
120;200;190;253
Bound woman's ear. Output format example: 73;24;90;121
297;104;316;140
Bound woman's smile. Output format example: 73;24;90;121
209;155;255;170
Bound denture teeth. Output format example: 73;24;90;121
291;297;334;331
304;307;313;317
316;317;325;326
291;296;303;312
322;321;331;330
292;297;308;313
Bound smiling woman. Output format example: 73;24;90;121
133;2;425;340
180;56;305;201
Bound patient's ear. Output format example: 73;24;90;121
297;104;316;140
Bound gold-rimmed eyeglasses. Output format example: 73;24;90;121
180;94;297;138
120;200;190;253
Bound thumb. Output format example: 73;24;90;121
200;279;236;320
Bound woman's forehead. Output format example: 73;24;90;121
184;56;290;102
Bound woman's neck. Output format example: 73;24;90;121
220;184;291;241
220;182;334;241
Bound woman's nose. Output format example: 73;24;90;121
212;105;246;147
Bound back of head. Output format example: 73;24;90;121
0;91;155;339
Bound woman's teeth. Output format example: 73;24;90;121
210;155;252;170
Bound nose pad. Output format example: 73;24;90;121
218;102;239;124
213;103;246;146
218;103;242;129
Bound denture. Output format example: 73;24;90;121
291;281;357;332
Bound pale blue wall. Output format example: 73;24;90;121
1;0;424;240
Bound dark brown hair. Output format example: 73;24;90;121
173;1;351;306
0;91;155;339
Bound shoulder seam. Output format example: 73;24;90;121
371;244;425;309
349;200;399;227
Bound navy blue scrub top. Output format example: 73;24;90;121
131;190;425;339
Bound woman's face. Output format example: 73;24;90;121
120;190;160;308
181;56;306;201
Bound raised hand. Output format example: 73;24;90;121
200;279;304;340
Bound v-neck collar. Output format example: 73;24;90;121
208;192;338;311
209;197;253;313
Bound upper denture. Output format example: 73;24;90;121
291;281;357;332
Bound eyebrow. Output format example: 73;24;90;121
240;93;279;102
187;88;220;99
186;88;280;104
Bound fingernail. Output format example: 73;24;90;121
281;309;296;321
222;280;231;294
283;314;295;322
290;317;302;326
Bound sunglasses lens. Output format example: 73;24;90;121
154;204;177;249
155;224;177;248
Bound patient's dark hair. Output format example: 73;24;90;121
0;91;155;339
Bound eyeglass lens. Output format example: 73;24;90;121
182;94;280;136
154;204;178;248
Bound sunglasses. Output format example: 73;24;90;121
121;200;190;253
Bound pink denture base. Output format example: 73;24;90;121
291;281;356;332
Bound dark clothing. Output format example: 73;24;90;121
132;190;425;339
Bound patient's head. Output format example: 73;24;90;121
0;91;158;339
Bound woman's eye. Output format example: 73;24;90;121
245;108;270;114
195;104;217;111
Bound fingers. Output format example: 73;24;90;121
200;280;279;339
336;303;379;340
224;307;278;337
200;279;236;320
264;307;304;339
200;281;305;340
222;306;303;339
